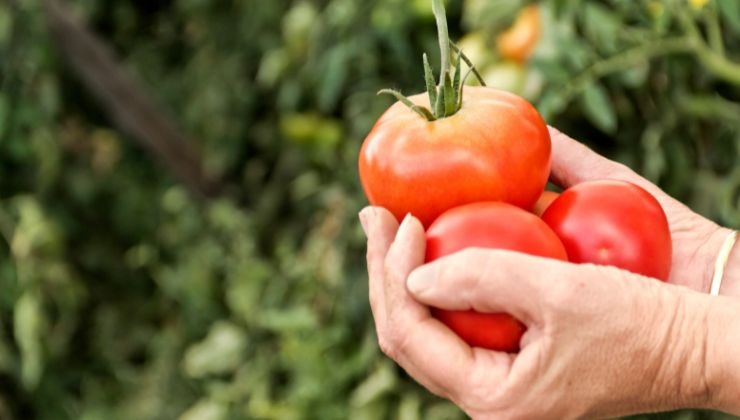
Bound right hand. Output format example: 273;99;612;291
360;207;721;418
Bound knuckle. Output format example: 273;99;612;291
456;370;508;418
377;334;397;359
541;265;580;308
377;323;411;361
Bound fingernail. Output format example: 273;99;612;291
407;267;431;295
358;207;373;237
399;213;413;230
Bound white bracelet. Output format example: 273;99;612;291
710;230;738;296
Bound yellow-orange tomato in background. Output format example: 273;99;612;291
496;5;540;63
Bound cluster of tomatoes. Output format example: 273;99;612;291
358;86;672;353
358;0;672;353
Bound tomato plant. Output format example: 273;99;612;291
358;0;551;227
541;180;672;280
425;202;567;352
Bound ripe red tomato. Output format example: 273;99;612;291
425;202;567;352
359;87;551;227
531;190;559;216
541;180;672;280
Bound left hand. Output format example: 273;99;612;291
359;206;716;419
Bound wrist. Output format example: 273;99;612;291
651;288;715;409
705;295;740;413
620;284;715;412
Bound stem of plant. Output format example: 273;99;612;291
377;0;486;121
433;0;451;87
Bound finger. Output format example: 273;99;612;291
361;206;399;332
379;214;503;400
548;126;686;209
548;126;636;189
392;317;514;404
383;214;428;322
548;126;693;223
407;249;563;325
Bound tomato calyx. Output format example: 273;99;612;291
378;0;486;122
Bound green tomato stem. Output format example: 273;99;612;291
377;0;487;121
432;0;451;87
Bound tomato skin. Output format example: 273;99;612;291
359;87;551;228
541;180;672;281
531;190;559;217
431;310;525;353
425;202;567;352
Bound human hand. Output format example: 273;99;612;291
547;127;734;295
360;207;719;418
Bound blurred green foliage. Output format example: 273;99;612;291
0;0;738;419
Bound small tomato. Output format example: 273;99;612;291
541;180;672;280
425;202;567;352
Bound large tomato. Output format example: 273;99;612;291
425;202;567;352
541;180;672;280
359;87;551;227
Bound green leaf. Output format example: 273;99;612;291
619;63;649;88
582;3;621;53
350;361;397;407
256;48;290;88
377;89;434;121
434;77;446;117
463;0;524;34
536;91;567;121
0;94;8;137
179;399;228;420
183;321;248;378
397;394;421;420
257;305;318;331
443;72;455;116
14;292;44;390
318;45;350;112
452;52;461;97
423;53;437;107
580;83;617;133
641;123;666;182
0;5;11;45
718;0;740;32
425;401;467;420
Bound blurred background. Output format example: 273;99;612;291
1;0;739;419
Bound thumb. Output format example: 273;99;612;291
407;249;561;325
